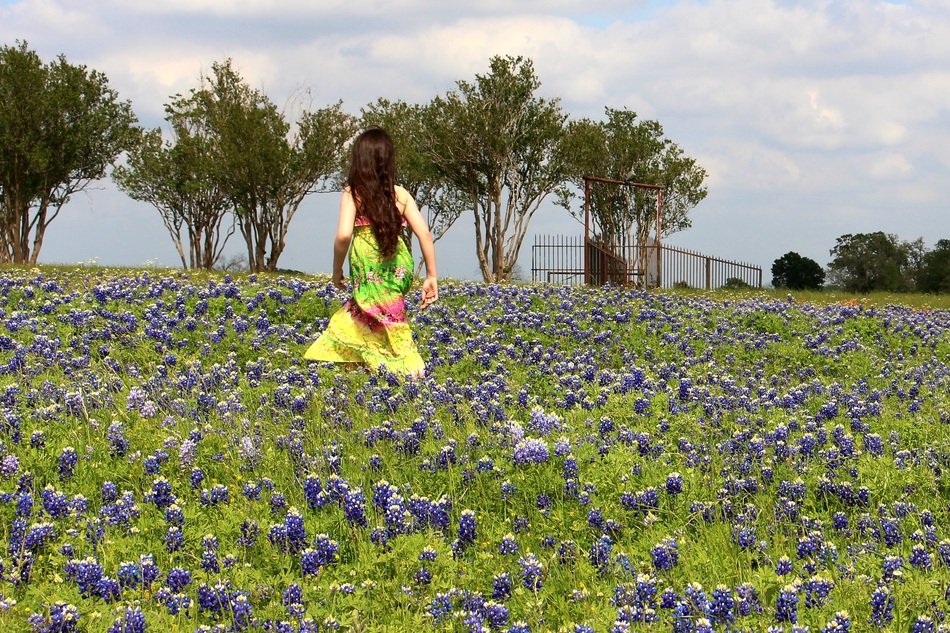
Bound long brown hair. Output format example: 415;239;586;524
346;127;402;259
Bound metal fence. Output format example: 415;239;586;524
531;234;762;289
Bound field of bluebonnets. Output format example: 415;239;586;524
0;266;949;633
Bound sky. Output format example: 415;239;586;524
2;0;948;283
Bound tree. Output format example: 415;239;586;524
771;251;825;290
113;123;234;270
172;60;354;273
827;232;918;293
358;99;466;273
559;108;707;283
0;41;136;263
424;55;570;283
916;239;950;294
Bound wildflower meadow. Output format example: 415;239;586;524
0;267;948;633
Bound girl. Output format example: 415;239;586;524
304;128;437;377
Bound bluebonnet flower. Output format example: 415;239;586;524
148;478;175;509
0;453;18;479
512;515;530;534
518;552;543;591
343;490;367;527
868;585;894;628
163;504;184;526
163;526;183;553
419;546;438;562
536;493;552;511
937;540;950;567
909;544;932;570
107;423;128;457
196;580;232;617
734;583;762;616
428;593;453;623
138;554;160;586
96;576;121;602
101;490;140;530
64;557;104;597
58;447;78;480
237;519;259;547
802;575;835;608
200;483;230;507
270;492;287;515
101;481;118;503
303;475;328;509
24;522;56;551
117;561;143;589
775;585;799;623
512;438;549;465
300;534;338;574
910;615;936;633
481;600;509;628
41;486;69;518
166;567;192;592
492;572;513;601
27;602;81;633
499;533;519;555
83;517;105;548
16;491;33;518
458;509;477;546
413;566;432;586
707;585;735;625
269;508;307;554
882;555;904;583
879;516;903;547
832;511;849;531
821;611;852;632
508;622;530;633
558;540;579;566
529;407;563;435
200;534;220;573
665;472;683;495
282;582;303;609
650;537;679;571
589;535;612;574
27;428;46;449
232;594;253;630
190;468;204;490
107;606;146;633
776;555;794;576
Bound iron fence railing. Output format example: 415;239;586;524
531;234;762;289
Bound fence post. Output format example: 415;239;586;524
705;257;711;290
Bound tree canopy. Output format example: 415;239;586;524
827;232;920;293
0;41;136;264
130;60;355;272
916;239;950;294
771;251;825;290
424;55;570;283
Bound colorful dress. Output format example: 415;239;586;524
304;216;425;376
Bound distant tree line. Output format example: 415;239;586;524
772;232;950;294
1;42;708;280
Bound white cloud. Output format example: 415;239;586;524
869;152;913;179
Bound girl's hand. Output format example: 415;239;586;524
332;270;346;291
421;277;438;308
